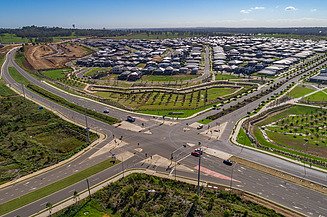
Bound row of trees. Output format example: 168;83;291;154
1;26;326;40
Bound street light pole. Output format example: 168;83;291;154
86;179;91;198
197;154;201;196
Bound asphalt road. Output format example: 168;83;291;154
1;49;327;216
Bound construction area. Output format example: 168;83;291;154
24;42;92;70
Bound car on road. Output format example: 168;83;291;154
223;159;233;166
197;124;203;130
103;108;110;113
127;116;136;122
191;148;203;157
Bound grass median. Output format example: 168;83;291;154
0;158;119;216
8;67;119;125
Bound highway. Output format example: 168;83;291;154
1;48;327;217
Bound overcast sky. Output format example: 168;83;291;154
1;0;327;28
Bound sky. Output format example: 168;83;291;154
0;0;327;28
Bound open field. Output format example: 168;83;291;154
0;158;118;216
287;85;315;98
304;90;327;102
55;173;283;217
0;33;29;43
0;80;97;184
25;43;92;70
251;105;327;161
95;87;240;112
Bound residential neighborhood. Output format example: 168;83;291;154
76;36;327;81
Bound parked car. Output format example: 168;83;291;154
191;148;203;157
197;124;204;130
223;159;233;166
103;108;110;113
127;116;136;122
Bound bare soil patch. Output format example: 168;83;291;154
25;43;90;70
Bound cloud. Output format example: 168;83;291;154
310;8;317;12
240;6;265;14
285;6;298;11
240;9;251;14
251;6;265;10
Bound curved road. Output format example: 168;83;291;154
1;48;327;217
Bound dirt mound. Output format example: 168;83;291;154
25;43;90;70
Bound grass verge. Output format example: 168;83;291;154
0;158;119;216
236;128;252;147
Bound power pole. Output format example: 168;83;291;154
197;154;201;195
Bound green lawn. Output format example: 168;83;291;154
237;128;252;146
55;173;283;217
0;33;30;44
305;90;327;102
84;67;111;77
141;74;198;82
215;73;239;80
0;158;118;216
42;68;73;80
287;85;315;98
0;80;98;185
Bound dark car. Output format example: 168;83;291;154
223;159;233;166
191;148;203;157
127;116;136;122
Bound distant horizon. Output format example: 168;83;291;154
0;0;326;29
2;25;327;30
